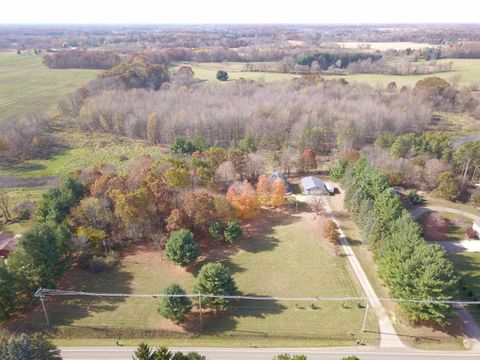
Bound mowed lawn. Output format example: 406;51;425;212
17;209;378;346
178;59;480;88
0;51;99;121
449;252;480;324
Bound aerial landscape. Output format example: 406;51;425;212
1;1;480;359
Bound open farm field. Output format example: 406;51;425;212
0;52;99;121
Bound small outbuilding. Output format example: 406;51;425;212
301;176;332;196
270;171;291;193
0;232;18;258
473;220;480;237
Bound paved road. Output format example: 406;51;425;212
452;132;480;150
411;205;480;350
319;197;404;349
60;346;480;360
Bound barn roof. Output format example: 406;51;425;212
270;172;291;193
301;176;326;191
0;232;17;251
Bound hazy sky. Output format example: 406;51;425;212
2;0;479;24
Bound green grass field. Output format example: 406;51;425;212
182;59;480;88
449;253;480;324
0;133;166;178
15;209;379;346
0;52;99;121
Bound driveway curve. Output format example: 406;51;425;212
411;205;480;350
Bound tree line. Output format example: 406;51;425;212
332;158;459;325
43;49;121;69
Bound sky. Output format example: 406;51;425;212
1;0;479;24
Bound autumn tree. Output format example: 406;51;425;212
256;174;272;205
270;178;286;207
226;180;259;219
181;191;218;233
323;219;339;245
299;149;317;172
146;112;161;145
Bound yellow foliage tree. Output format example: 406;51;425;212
270;178;286;207
226;180;259;220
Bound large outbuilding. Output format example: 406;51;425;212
301;176;332;195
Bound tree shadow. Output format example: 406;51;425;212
7;265;134;333
197;294;288;335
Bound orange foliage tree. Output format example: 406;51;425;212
256;174;271;206
270;179;286;206
323;219;339;245
226;180;259;219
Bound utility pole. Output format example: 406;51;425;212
38;289;50;327
198;293;203;331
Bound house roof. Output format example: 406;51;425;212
270;172;291;192
0;232;17;251
301;176;326;191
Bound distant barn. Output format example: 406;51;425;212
270;172;291;193
0;232;18;258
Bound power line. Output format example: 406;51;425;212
35;288;480;305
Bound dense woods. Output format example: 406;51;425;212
43;49;121;69
74;81;433;151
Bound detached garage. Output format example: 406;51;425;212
301;176;330;195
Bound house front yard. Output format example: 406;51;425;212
9;207;379;347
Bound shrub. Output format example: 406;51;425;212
224;220;243;243
408;190;423;205
87;251;119;273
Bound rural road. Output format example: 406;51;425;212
411;205;480;351
319;196;405;349
60;346;480;359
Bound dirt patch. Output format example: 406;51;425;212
419;212;469;242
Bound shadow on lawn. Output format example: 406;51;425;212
199;295;287;335
8;265;134;333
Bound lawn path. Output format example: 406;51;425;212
319;196;405;349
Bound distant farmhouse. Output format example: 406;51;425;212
301;176;334;196
270;171;292;193
0;231;18;258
